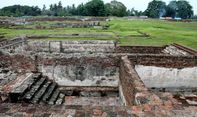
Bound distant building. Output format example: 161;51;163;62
174;17;182;21
160;17;173;20
127;16;148;20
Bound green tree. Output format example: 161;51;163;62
57;1;63;9
127;8;144;16
76;3;86;16
106;0;127;17
145;0;166;18
165;1;177;18
176;0;193;19
127;8;135;16
84;0;106;16
165;0;193;19
42;4;49;16
105;3;112;16
57;1;66;16
0;5;41;17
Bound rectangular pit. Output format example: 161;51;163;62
36;56;122;106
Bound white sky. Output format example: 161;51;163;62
0;0;197;15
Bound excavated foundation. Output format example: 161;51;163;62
0;39;123;106
0;37;197;116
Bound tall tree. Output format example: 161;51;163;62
176;0;193;19
42;4;47;15
165;1;177;18
84;0;105;16
106;0;127;17
165;0;193;19
145;0;166;18
57;1;63;9
76;3;86;16
0;5;41;17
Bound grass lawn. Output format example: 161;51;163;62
0;19;197;49
108;19;197;49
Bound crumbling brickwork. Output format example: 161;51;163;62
0;55;35;73
116;46;165;54
128;54;197;68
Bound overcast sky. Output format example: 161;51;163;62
0;0;196;15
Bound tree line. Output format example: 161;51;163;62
144;0;193;19
0;0;128;17
0;0;194;19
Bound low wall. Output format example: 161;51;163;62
26;40;115;53
25;17;108;22
116;46;165;54
128;54;197;68
0;37;26;49
119;56;150;106
0;55;35;73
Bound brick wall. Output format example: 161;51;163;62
0;54;119;73
0;55;36;73
119;56;149;106
128;54;197;68
116;46;165;54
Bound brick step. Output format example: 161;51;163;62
31;81;52;103
41;82;57;103
55;93;65;105
48;89;60;105
23;77;46;100
12;73;41;95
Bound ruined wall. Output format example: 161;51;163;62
25;40;52;52
119;56;171;107
0;55;35;73
50;21;101;28
128;54;197;68
26;40;115;53
163;45;190;56
37;56;119;87
25;17;107;22
61;41;115;53
135;65;197;88
0;38;26;49
116;46;165;54
119;56;135;106
119;56;149;106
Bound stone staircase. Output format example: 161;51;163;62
7;73;64;105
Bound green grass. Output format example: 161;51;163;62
108;19;197;49
0;28;114;38
0;19;197;49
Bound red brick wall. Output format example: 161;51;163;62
116;46;165;54
37;56;119;67
128;54;197;68
0;55;36;73
0;55;119;73
119;56;148;106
